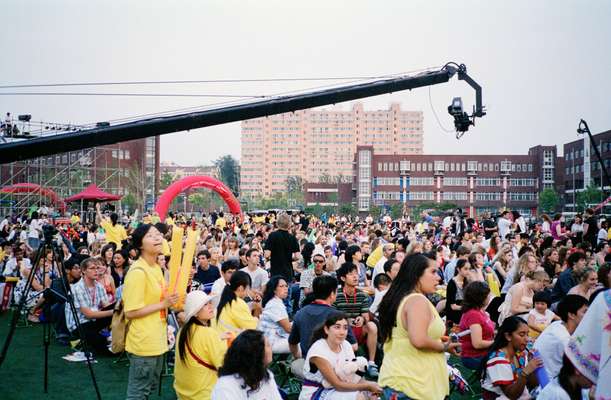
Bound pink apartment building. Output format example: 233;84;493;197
240;102;423;197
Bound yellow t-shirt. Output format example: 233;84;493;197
100;220;127;250
378;293;449;399
165;217;175;226
366;245;383;268
174;324;227;400
212;298;258;334
162;239;171;257
123;258;168;356
70;215;80;225
215;217;226;229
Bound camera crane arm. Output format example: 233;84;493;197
0;63;485;163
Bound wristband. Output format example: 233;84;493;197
520;369;530;378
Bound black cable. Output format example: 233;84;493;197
0;76;384;89
0;92;266;98
428;86;454;134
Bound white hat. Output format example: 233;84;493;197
183;291;216;322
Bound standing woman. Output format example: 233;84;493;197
445;259;470;327
123;224;179;400
174;291;227;400
378;253;460;400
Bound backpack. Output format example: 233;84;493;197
110;266;144;354
110;299;129;354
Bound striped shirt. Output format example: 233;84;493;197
65;279;109;332
333;287;369;319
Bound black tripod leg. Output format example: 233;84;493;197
0;244;45;368
43;317;50;393
55;247;102;400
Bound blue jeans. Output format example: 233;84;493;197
28;237;40;250
461;355;485;370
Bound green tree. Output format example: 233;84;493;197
390;203;404;220
214;155;240;195
122;193;137;212
188;193;206;212
160;171;175;190
576;184;604;212
340;203;356;216
538;188;560;214
125;161;146;211
318;173;331;183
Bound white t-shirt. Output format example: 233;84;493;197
209;277;227;308
28;219;41;239
537;378;589;400
598;228;607;244
498;218;512;240
301;339;356;399
533;321;570;378
372;256;388;281
240;266;269;292
369;288;388;315
258;296;289;342
2;257;31;276
528;308;555;327
211;371;282;400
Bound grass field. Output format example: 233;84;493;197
0;311;481;400
0;311;176;400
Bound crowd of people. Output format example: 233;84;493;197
0;204;610;399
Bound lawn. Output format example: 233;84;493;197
0;311;480;400
0;311;176;400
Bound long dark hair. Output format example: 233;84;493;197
310;312;348;347
177;317;207;364
218;330;269;393
558;355;584;399
482;316;527;378
261;275;286;307
216;270;251;321
301;242;314;266
378;253;435;343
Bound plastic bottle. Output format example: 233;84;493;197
531;349;549;388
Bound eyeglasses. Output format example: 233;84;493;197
313;259;325;264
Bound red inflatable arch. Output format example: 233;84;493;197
155;175;242;220
0;183;66;213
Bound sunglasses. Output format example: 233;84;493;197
313;259;325;264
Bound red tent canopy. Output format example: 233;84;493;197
64;184;122;202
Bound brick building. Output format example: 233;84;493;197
352;145;564;217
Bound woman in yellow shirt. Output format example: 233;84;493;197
123;224;178;400
214;270;259;336
377;253;460;400
96;203;127;249
174;291;227;400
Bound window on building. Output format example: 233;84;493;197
434;161;445;171
467;161;478;171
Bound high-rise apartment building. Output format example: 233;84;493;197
241;102;423;197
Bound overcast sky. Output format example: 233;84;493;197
2;0;610;166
